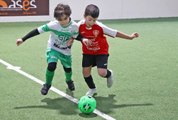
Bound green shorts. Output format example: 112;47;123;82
46;49;72;68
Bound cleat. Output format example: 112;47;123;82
66;80;75;91
107;70;113;88
86;88;97;97
41;84;51;95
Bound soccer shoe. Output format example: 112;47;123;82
41;84;51;95
107;70;113;88
86;88;97;97
66;80;75;91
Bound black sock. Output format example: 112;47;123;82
84;75;96;89
105;70;111;78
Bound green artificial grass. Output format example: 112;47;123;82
0;17;178;120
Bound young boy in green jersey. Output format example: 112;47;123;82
16;3;79;95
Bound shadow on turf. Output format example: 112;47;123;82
14;93;153;118
14;97;78;115
94;94;153;114
14;88;79;115
14;96;97;118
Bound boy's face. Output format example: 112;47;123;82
85;15;97;28
57;15;70;27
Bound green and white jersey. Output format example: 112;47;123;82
38;20;78;56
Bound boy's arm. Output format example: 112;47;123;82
116;31;139;40
73;34;92;46
75;34;83;41
97;21;139;40
66;33;83;47
16;29;40;46
22;29;40;41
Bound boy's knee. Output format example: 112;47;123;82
98;70;106;77
48;62;57;71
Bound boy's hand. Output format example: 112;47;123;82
16;39;23;46
130;32;139;39
82;38;92;46
67;38;74;47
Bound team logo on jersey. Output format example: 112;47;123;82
93;30;99;37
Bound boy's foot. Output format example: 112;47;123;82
66;80;75;91
86;88;97;97
107;70;113;88
41;84;51;95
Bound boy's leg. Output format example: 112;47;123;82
41;62;57;95
84;75;97;97
96;55;113;88
84;74;97;97
82;55;96;89
97;68;113;87
63;66;75;91
41;50;58;95
82;54;97;96
58;53;75;91
106;70;113;88
46;62;57;85
83;67;95;89
63;66;72;82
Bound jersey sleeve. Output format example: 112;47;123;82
96;21;117;38
37;21;54;33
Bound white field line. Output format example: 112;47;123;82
0;59;116;120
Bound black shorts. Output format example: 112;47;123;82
82;54;109;68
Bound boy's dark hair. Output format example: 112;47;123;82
84;4;99;18
54;3;71;20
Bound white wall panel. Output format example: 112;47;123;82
0;0;178;22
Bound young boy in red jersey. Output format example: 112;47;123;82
77;4;139;97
